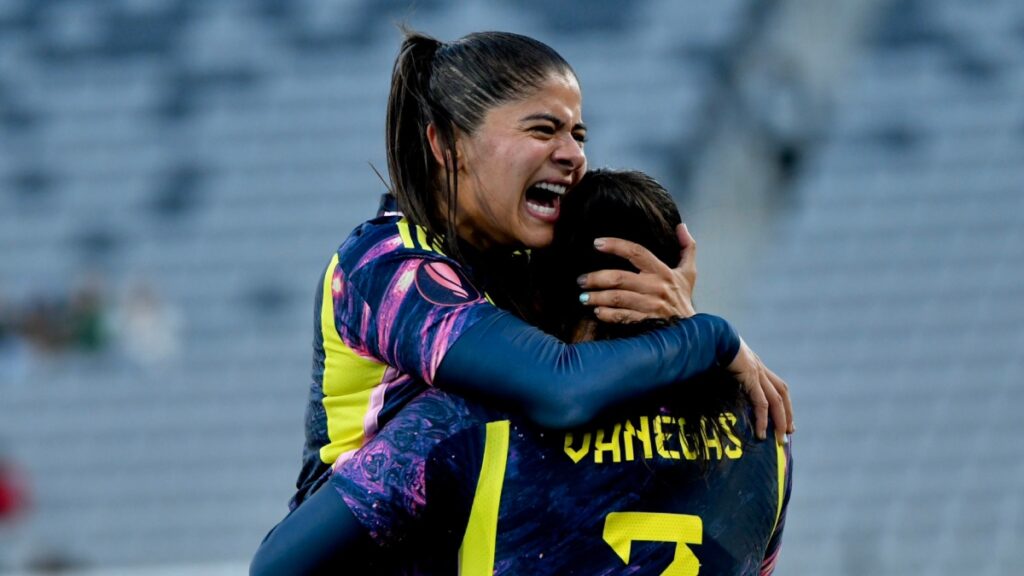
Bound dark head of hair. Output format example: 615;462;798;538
385;28;576;262
537;169;682;340
535;168;745;467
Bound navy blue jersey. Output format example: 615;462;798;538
293;195;744;511
332;388;792;575
294;197;500;508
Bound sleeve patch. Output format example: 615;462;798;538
415;261;481;306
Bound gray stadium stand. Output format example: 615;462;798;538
743;0;1024;573
0;0;756;569
3;0;1020;572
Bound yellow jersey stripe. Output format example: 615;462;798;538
397;219;416;249
415;224;434;254
318;253;388;464
772;438;787;533
398;217;451;255
459;420;511;575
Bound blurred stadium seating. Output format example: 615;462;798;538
742;0;1024;573
0;0;1021;573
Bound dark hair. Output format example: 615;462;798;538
537;169;682;340
385;29;576;261
535;168;745;467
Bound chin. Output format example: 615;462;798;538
520;230;556;250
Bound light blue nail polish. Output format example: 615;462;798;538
579;292;590;304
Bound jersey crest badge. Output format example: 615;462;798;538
415;261;480;306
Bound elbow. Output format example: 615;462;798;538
250;552;300;576
249;532;290;576
249;554;271;576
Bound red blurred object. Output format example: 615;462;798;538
0;461;29;521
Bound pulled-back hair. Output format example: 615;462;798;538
535;169;745;467
538;169;682;340
385;29;576;261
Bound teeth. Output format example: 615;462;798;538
533;182;567;196
526;200;557;217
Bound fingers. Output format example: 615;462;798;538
581;235;695;323
590;306;651;324
578;268;667;294
766;367;794;434
746;374;770;441
752;357;790;444
593;237;673;276
765;370;788;446
579;289;675;319
730;341;790;443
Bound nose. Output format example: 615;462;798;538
552;134;586;174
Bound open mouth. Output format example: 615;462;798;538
524;181;567;221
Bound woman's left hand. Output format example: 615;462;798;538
577;223;697;323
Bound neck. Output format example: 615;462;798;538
570;319;599;343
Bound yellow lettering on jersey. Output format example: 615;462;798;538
654;415;681;460
719;412;743;459
623;416;653;462
702;419;723;461
676;417;700;461
594;424;623;464
564;432;592;464
566;411;748;465
603;512;703;576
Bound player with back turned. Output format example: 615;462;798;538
252;169;792;575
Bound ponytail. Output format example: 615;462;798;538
386;30;462;259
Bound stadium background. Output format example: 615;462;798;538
1;0;1022;574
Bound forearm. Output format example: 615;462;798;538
434;312;740;429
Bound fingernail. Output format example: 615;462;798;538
576;274;587;287
579;292;590;304
593;238;605;249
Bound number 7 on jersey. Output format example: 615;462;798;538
603;512;703;576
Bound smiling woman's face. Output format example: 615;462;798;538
450;72;587;251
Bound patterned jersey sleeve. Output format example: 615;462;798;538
332;218;502;386
330;389;480;549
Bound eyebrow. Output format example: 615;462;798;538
520;113;587;132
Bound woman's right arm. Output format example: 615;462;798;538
436;310;749;430
339;226;788;440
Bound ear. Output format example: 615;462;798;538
426;123;463;172
426;123;447;168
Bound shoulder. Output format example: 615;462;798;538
337;216;449;271
382;389;489;444
329;390;490;507
335;217;488;311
